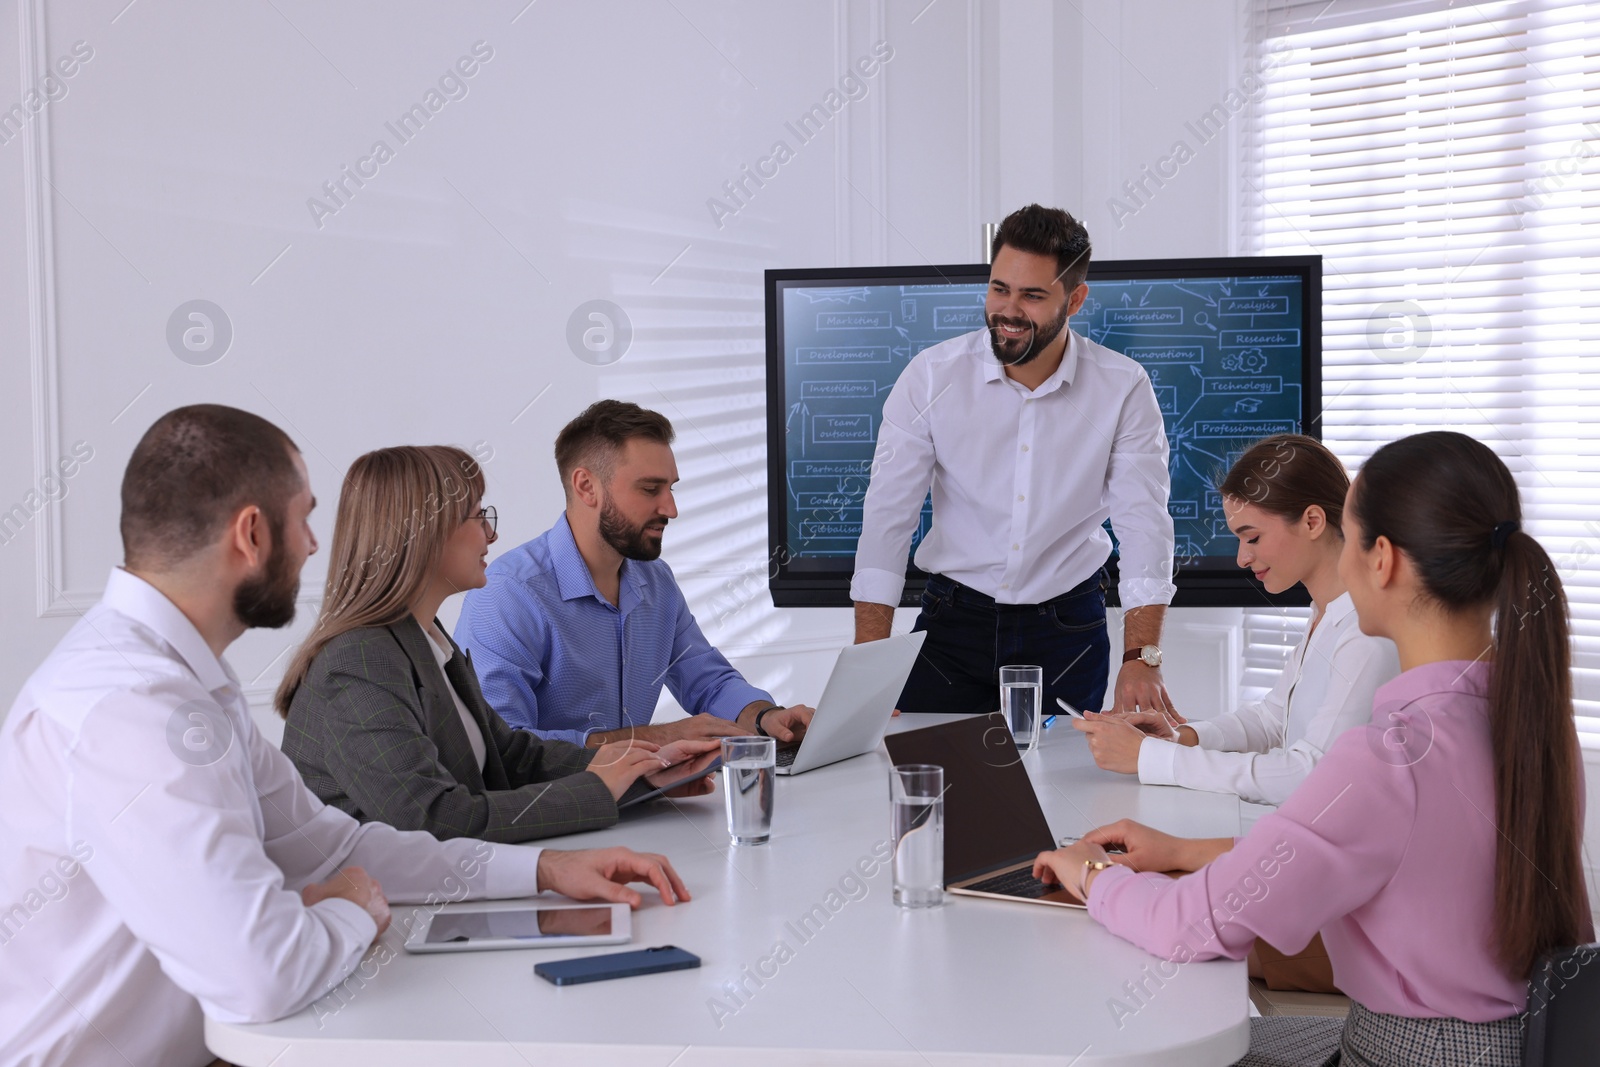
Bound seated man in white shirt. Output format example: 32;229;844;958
0;404;690;1067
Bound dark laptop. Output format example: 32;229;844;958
882;713;1084;909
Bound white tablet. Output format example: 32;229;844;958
402;899;631;954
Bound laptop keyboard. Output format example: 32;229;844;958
966;867;1062;899
775;745;800;768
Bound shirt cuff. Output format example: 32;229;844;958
1137;736;1180;786
1117;576;1177;610
850;567;907;607
312;896;379;947
1187;719;1223;749
482;843;545;899
1085;862;1137;918
707;685;775;723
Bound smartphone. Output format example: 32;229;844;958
1054;697;1086;719
534;945;702;986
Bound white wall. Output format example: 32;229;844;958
1;0;1251;745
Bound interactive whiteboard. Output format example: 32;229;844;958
765;257;1321;607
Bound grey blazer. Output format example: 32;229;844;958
283;616;638;842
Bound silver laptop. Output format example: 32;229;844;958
774;631;926;775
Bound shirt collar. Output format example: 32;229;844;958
422;620;453;669
101;567;238;694
978;328;1082;397
1324;591;1356;627
1373;658;1489;716
548;513;647;610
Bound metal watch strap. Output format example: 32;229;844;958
1080;858;1114;900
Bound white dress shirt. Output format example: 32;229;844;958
851;328;1176;608
427;624;488;771
0;569;543;1067
1137;593;1400;806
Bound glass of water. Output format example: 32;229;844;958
890;763;944;908
721;736;775;846
1000;665;1043;753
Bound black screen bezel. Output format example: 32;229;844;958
765;255;1322;609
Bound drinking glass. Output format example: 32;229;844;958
1000;665;1043;753
721;736;776;846
890;763;944;908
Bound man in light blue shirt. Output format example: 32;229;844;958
457;401;814;749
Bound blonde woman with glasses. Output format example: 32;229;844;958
276;446;719;843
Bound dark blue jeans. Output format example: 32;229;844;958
897;571;1111;717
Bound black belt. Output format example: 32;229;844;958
924;570;1106;612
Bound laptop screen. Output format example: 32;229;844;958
882;714;1058;882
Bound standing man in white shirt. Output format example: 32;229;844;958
0;405;689;1067
852;204;1178;718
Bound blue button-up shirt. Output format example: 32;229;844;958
454;514;772;745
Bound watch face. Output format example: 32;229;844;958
1141;647;1162;667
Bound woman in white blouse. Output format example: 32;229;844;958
1075;433;1400;808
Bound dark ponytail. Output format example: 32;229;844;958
1351;431;1584;979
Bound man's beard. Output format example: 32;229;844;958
987;301;1070;367
599;496;666;562
233;525;300;629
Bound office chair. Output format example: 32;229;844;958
1523;942;1600;1066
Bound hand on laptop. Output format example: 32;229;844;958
536;846;691;908
1032;840;1113;903
755;704;814;744
1080;818;1233;875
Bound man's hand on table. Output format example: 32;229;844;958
536;847;691;908
302;866;391;939
1112;661;1183;721
586;714;751;749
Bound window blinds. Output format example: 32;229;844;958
1243;0;1600;741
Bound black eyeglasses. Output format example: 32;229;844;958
475;505;497;536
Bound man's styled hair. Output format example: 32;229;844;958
120;404;301;569
991;204;1093;293
554;400;675;496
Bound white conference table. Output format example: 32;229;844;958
209;715;1249;1066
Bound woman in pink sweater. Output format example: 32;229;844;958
1036;431;1590;1066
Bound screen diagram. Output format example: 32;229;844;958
777;274;1307;567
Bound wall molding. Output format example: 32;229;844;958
18;0;80;618
1171;618;1242;714
832;0;890;265
967;0;983;248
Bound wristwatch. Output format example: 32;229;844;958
1079;857;1115;901
753;705;785;737
1122;645;1163;668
